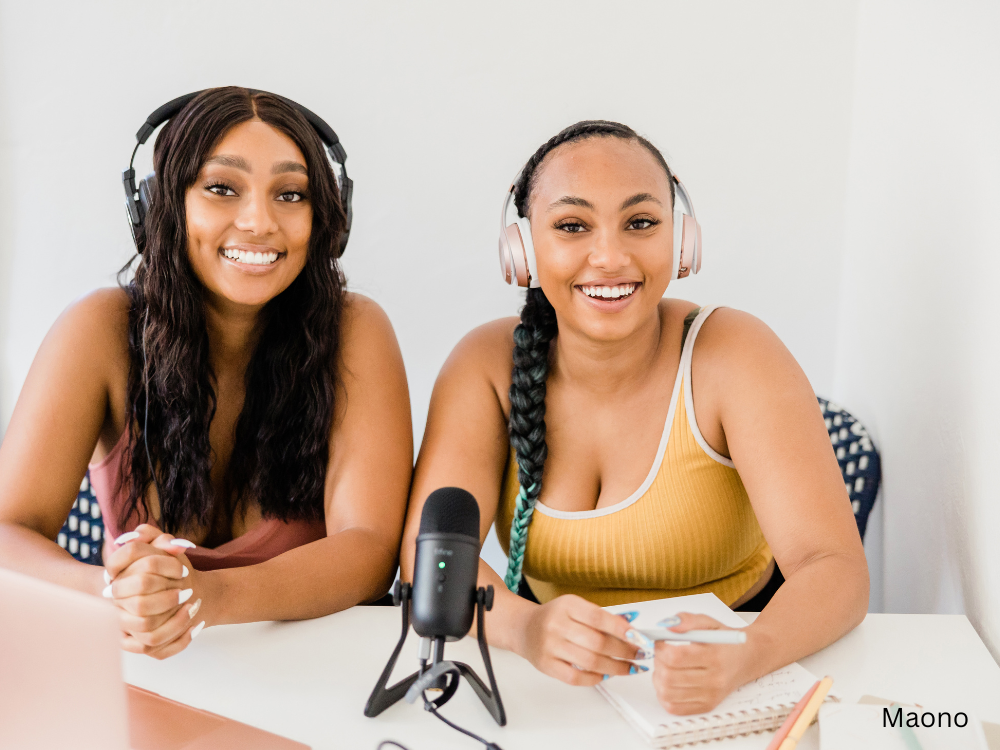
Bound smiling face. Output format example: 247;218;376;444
184;119;312;311
527;136;674;342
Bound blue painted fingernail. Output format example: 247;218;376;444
628;664;650;675
637;648;654;660
657;616;681;627
602;674;611;681
618;611;639;623
626;629;654;649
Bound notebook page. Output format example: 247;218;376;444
599;594;822;740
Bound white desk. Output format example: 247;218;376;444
123;610;1000;750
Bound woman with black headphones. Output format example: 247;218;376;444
401;121;868;715
0;87;412;658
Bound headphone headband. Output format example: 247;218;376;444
123;88;353;256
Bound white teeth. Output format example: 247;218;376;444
223;249;279;266
580;283;637;299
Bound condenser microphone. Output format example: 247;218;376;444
412;487;481;641
365;486;505;733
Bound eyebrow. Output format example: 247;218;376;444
203;155;307;176
547;195;594;212
204;154;251;172
619;193;662;210
272;160;307;176
546;193;663;213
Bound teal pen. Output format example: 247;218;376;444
890;704;925;750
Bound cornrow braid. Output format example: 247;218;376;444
503;120;676;593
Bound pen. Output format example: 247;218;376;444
636;628;747;644
765;679;820;750
777;675;833;750
890;703;925;750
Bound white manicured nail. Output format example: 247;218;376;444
102;585;113;599
178;588;193;604
103;570;111;585
190;621;206;639
114;531;140;545
181;565;189;578
170;539;196;549
188;598;202;619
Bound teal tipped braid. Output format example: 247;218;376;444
503;287;558;592
504;483;537;591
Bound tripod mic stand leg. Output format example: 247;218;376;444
364;582;422;718
472;586;506;726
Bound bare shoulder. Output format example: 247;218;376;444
439;317;520;407
694;307;792;370
62;286;130;328
341;292;394;340
54;287;131;366
338;292;402;366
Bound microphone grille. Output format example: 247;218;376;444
419;487;480;538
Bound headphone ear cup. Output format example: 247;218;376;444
498;235;513;284
137;172;156;227
337;175;353;257
676;215;699;279
692;218;702;274
500;224;531;287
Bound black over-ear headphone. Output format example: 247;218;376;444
122;89;354;256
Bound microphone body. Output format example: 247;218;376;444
412;488;481;641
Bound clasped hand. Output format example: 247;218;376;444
521;596;749;715
102;524;207;659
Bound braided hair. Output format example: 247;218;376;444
503;120;675;593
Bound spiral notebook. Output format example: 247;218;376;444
597;593;837;748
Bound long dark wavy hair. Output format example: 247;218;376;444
504;120;675;593
117;87;348;535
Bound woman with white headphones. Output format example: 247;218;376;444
401;120;868;714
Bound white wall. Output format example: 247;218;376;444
0;3;860;572
834;0;1000;657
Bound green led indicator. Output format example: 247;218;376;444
438;561;446;568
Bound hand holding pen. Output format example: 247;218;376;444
623;612;754;716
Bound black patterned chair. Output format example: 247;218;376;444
818;398;880;541
57;472;105;565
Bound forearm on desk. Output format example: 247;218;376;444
739;551;869;684
0;522;105;596
209;527;398;625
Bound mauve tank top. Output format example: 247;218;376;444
88;430;327;570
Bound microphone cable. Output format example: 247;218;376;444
421;689;503;750
374;659;504;750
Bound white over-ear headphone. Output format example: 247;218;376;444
498;174;702;288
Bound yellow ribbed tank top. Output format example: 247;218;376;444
496;306;772;607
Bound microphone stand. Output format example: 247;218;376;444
364;581;506;726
